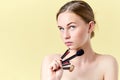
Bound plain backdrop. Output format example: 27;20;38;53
0;0;120;80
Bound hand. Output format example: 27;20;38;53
48;58;63;80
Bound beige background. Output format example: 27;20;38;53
0;0;120;80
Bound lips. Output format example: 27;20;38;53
65;42;73;46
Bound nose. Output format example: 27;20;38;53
63;30;70;40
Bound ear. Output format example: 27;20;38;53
88;21;95;33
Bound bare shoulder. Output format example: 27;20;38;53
96;54;118;79
97;54;118;65
42;54;61;65
43;54;61;60
96;54;118;74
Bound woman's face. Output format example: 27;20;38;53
57;12;92;50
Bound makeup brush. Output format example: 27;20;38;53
62;49;84;64
61;49;70;59
63;65;74;72
62;61;71;66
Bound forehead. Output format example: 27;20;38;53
57;12;85;26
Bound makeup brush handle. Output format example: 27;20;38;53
63;65;74;72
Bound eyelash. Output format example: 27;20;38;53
58;25;76;31
69;25;76;29
59;27;64;30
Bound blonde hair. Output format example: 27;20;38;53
56;0;96;38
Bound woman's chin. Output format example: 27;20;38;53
68;46;82;51
68;46;78;50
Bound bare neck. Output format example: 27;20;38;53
68;40;96;64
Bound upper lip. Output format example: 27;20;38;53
65;41;72;44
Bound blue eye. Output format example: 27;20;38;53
70;26;76;29
59;27;64;31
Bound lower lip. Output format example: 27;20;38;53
65;42;72;46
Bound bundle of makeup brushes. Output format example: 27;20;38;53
61;49;84;72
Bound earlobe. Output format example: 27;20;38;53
88;21;95;33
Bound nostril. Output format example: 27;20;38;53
64;34;70;39
65;35;70;39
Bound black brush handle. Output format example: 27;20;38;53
61;49;69;59
62;49;84;64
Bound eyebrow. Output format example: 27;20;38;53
58;22;76;28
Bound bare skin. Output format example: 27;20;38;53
41;53;118;80
41;12;118;80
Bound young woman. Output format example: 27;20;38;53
41;0;118;80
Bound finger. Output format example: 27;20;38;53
52;60;60;70
54;58;63;68
54;58;62;67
